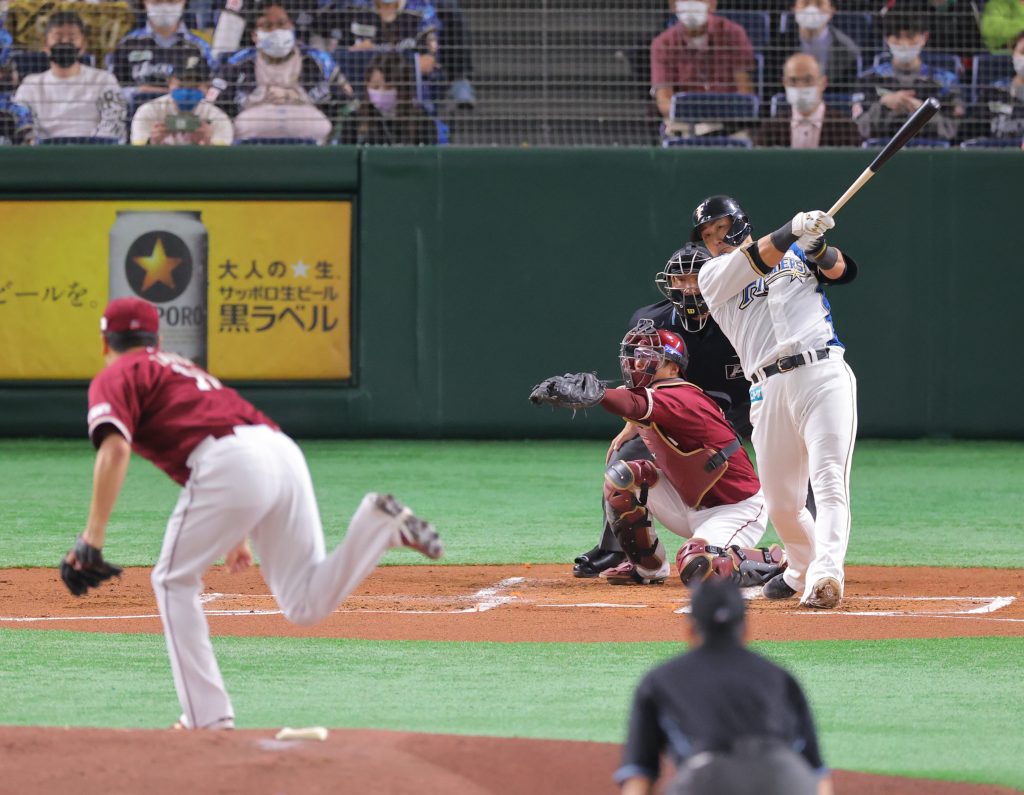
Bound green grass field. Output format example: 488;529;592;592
1;439;1022;789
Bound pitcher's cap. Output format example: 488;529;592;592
101;297;159;334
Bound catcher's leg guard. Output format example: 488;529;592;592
602;477;659;569
677;540;786;588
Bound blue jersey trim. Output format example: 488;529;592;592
613;763;659;784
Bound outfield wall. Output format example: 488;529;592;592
0;147;1020;439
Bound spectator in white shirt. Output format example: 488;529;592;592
13;11;127;142
131;54;233;145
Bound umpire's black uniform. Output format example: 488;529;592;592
616;580;827;795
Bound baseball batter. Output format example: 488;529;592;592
61;297;443;729
692;195;858;609
531;321;785;589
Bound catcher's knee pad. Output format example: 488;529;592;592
676;540;786;588
605;460;659;505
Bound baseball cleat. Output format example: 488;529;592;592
803;577;842;609
573;546;626;578
762;572;798;600
373;493;444;560
600;559;669;586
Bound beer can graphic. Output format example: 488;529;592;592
109;211;208;367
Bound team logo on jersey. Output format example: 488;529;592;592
124;231;193;303
725;363;744;380
738;257;812;310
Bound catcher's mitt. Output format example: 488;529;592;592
529;372;607;409
60;535;123;597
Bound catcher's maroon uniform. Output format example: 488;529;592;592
601;379;759;509
598;377;767;556
87;348;276;485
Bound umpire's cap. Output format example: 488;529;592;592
689;578;746;636
101;297;159;335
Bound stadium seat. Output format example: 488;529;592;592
662;136;753;148
233;137;319;145
718;10;771;50
959;137;1023;148
36;136;120;145
862;137;951;148
971;54;1013;102
670;92;759;121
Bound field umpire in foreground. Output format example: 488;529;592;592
616;578;832;795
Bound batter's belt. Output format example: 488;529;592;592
750;348;831;384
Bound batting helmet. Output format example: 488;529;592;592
655;243;712;333
690;195;751;248
619;318;689;388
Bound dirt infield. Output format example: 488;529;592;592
1;564;1021;641
2;727;1020;795
2;564;1022;794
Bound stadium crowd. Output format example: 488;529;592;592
0;0;1021;147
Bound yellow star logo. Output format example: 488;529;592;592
132;238;183;292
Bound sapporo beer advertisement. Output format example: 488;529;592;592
0;201;352;380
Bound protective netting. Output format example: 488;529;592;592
0;0;1019;148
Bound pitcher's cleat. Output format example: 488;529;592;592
374;493;444;560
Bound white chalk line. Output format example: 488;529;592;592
0;586;1018;623
0;577;527;623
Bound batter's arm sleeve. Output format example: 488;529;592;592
600;387;652;422
814;249;858;285
697;248;762;309
614;677;665;787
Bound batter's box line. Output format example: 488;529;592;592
784;595;1017;618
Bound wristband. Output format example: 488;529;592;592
811;242;839;270
769;223;799;253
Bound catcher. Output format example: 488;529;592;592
530;319;784;588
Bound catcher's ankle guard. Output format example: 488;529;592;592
676;539;786;588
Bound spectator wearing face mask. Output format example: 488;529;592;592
768;0;860;97
131;54;233;144
966;30;1024;139
214;3;342;144
755;53;861;147
335;50;435;144
886;0;984;57
650;0;755;120
319;0;438;77
13;11;127;142
109;0;216;107
852;11;962;142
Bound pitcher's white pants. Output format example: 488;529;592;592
749;356;857;603
152;426;405;730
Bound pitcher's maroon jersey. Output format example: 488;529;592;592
601;380;760;508
87;348;277;485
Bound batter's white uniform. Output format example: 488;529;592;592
697;244;857;602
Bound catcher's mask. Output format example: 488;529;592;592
655;243;712;332
690;195;751;249
619;318;689;388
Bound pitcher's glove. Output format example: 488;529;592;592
60;535;123;597
529;372;607;409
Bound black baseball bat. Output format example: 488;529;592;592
828;97;941;216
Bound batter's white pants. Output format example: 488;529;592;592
749;356;857;603
151;425;408;730
646;482;767;549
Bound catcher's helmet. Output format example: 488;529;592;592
620;318;689;388
656;243;712;333
690;195;751;248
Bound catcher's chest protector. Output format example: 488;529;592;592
636;381;736;509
